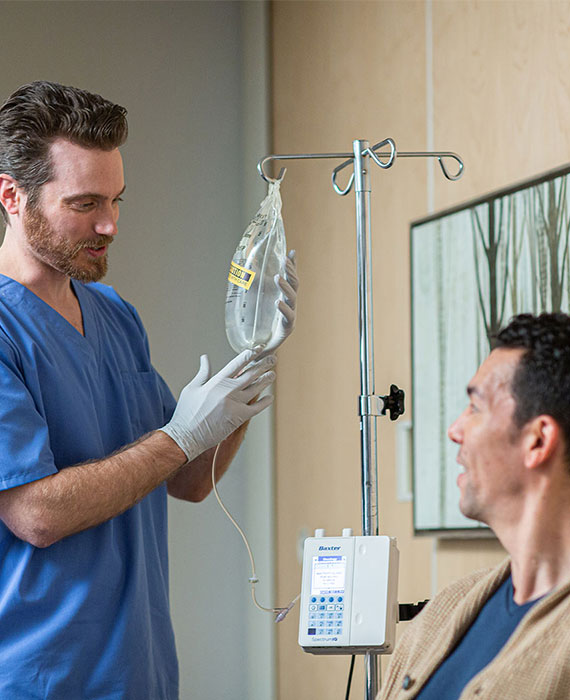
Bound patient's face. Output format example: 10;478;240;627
447;348;526;525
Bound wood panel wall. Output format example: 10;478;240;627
270;2;570;697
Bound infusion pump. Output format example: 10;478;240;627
298;529;399;655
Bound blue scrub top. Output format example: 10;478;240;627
0;276;179;699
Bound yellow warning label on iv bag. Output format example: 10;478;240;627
228;261;256;290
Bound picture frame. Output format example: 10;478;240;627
411;162;570;534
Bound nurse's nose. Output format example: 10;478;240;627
94;203;119;237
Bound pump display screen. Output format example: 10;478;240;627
311;555;346;595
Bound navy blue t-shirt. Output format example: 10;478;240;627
416;575;542;700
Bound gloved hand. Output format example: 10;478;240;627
159;349;276;462
258;250;298;358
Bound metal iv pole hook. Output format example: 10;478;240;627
332;138;397;196
367;138;397;169
436;153;464;181
257;158;287;184
331;160;355;196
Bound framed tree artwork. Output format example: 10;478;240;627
411;163;570;534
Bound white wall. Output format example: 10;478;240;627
0;2;274;698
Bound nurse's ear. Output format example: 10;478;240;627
0;174;23;220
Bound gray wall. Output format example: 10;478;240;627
0;2;274;698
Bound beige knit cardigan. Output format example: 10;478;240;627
378;558;570;700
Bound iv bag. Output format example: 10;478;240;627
225;181;287;353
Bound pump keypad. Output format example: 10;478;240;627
307;596;344;636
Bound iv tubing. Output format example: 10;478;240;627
211;442;300;620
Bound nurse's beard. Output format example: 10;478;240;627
23;205;112;283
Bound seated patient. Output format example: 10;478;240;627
379;313;570;700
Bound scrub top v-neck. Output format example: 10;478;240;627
0;275;180;699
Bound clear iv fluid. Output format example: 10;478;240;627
225;182;287;353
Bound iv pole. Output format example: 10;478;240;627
258;139;464;700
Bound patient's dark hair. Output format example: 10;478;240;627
495;313;570;458
0;80;127;223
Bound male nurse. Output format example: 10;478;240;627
0;80;298;699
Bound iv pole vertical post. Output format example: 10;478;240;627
257;142;463;700
353;139;380;700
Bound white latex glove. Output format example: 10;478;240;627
159;349;276;462
258;250;298;358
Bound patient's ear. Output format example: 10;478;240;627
522;415;560;470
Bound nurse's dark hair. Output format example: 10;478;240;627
494;312;570;460
0;80;128;223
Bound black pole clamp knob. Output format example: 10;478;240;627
381;385;405;421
